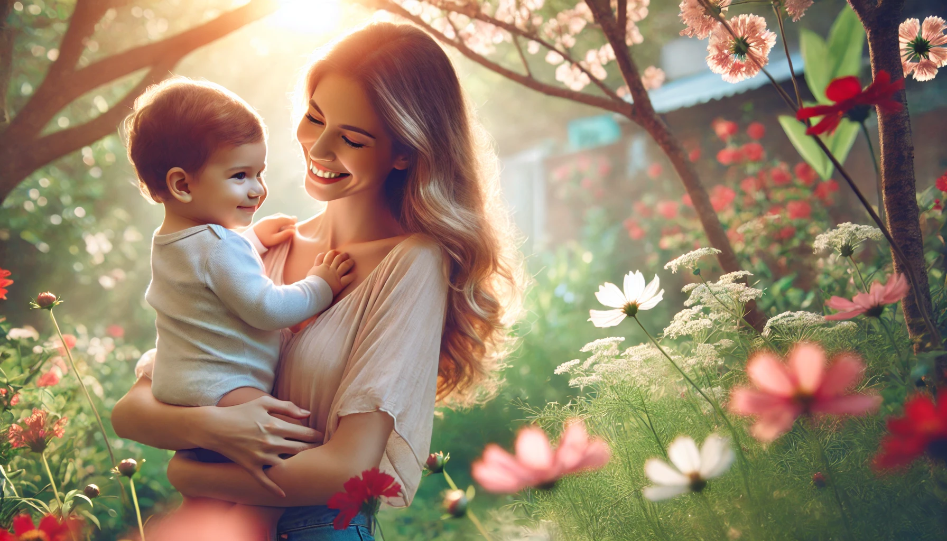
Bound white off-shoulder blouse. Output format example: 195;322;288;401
137;234;449;507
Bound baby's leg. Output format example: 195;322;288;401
217;387;305;425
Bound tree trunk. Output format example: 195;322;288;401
850;0;938;356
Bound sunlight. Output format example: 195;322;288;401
269;0;342;34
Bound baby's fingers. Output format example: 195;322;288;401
328;252;350;269
336;259;355;276
271;228;295;244
314;252;326;266
339;274;355;288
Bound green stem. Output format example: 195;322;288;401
876;317;907;382
443;469;493;541
860;122;885;227
0;465;19;498
847;256;870;293
41;452;63;515
697;491;729;541
801;425;855;541
697;274;778;351
48;311;116;466
772;2;803;109
373;517;387;541
129;478;146;541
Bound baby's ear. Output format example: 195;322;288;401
166;167;193;203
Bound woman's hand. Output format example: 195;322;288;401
201;395;323;496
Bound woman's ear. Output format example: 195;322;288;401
392;153;413;171
166;167;193;203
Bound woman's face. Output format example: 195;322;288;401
296;72;410;203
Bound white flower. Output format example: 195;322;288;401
812;223;883;256
554;359;581;375
643;434;734;501
762;311;826;338
6;326;39;341
589;271;664;327
663;306;714;339
664;248;722;274
579;336;626;353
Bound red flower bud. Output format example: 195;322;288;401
34;291;59;310
442;489;468;518
117;458;139;478
84;483;100;499
425;451;449;474
812;472;826;488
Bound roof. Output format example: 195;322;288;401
644;52;804;114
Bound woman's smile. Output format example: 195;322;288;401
308;160;351;184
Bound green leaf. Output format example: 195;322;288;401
800;30;831;104
827;8;865;79
825;118;860;176
778;115;830;178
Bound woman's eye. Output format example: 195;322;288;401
231;172;247;180
306;113;324;125
342;137;365;149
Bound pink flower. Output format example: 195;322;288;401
794;162;818;185
710;185;736;211
471;419;611;493
741;142;764;162
624;218;646;240
657;201;679;219
746;122;766;140
712;118;739;140
56;334;76;356
707;14;777;83
899;17;947;82
647;163;663;179
716;147;743;165
679;0;731;39
36;370;60;388
824;273;909;320
787;200;811;220
641;66;666;90
936;171;947;192
106;325;125;339
730;344;881;442
784;0;813;22
814;179;839;201
688;147;702;162
770;165;792;186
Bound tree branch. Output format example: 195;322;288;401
0;0;15;126
50;0;118;78
584;0;649;120
512;34;532;78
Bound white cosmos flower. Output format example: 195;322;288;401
589;271;664;327
643;434;734;501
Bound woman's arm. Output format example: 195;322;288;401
167;411;394;506
112;377;323;495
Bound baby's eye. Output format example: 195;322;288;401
231;172;247;180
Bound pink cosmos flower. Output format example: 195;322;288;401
707;14;777;83
785;0;813;22
824;273;909;320
36;370;61;388
679;0;731;39
899;17;947;82
471;419;611;493
730;344;881;442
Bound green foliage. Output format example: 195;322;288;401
778;115;860;181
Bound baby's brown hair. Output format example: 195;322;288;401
123;77;266;202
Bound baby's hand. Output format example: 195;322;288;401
252;214;297;248
307;250;355;296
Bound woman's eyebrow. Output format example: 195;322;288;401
309;99;377;140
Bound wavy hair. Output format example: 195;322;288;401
300;22;526;406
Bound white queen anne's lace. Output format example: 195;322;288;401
812;223;883;255
664;248;722;274
762;311;826;337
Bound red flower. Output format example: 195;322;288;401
787;200;812;220
770;165;792;186
936;171;947;192
647;163;663;179
57;334;76;356
796;71;904;135
776;225;797;240
713;119;739;140
36;370;61;388
716;147;744;166
740;176;762;194
657;201;679;219
682;194;693;207
747;122;766;140
633;201;653;218
710;185;736;211
106;325;125;339
874;390;947;470
814;179;839;201
0;388;20;408
0;268;12;301
741;142;765;162
0;514;81;541
934;199;944;212
794;162;818;186
327;468;401;530
688;148;702;162
623;218;646;240
7;409;67;453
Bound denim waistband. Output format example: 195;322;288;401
278;505;370;532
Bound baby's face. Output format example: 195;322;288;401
187;141;268;229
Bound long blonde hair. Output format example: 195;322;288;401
301;22;526;406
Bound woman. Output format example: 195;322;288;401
111;22;523;540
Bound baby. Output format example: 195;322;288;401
124;77;344;539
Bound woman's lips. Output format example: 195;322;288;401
308;162;350;185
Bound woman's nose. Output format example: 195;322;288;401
307;132;335;163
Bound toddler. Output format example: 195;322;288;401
124;77;345;539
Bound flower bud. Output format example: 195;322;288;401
442;489;467;518
117;458;138;478
34;291;59;310
812;472;826;488
425;451;449;474
83;484;100;499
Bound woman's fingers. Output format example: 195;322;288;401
259;395;311;419
275;440;320;456
248;467;286;498
271;228;295;244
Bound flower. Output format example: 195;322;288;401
787;200;811;220
32;291;60;310
425;451;449;474
657;200;678;219
812;472;827;488
899;17;947;81
770;165;792;186
0;388;20;408
762;311;826;338
83;484;100;499
327;468;402;530
746;122;765;140
794;162;818;185
937;171;947;192
442;489;468;518
106;324;125;339
6;327;39;341
647;163;664;179
707;14;777;83
641;66;666;90
741;142;764;162
729;344;881;442
665;247;722;274
0;514;81;541
7;409;67;453
813;222;883;256
814;179;839;201
712;119;739;140
784;0;813;22
643;434;734;501
624;218;646;240
824;273;908;320
36;370;61;388
117;458;139;478
471;419;610;493
0;268;12;300
874;390;947;469
679;0;731;39
710;185;736;211
688;147;702;162
56;334;76;356
716;147;743;165
796;71;904;135
589;271;664;327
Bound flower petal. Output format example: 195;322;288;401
640;275;661;302
698;434;735;479
746;352;795;396
515;426;555;471
471;445;535;493
667;436;701;475
643;484;690;501
589;309;626;328
643;458;688;486
638;289;665;311
749;407;801;442
825;76;863;103
879;273;909;305
816;352;866;397
814;394;882;416
788;343;826;395
595;282;626;308
825;296;861;311
624;271;646;302
729;388;791;417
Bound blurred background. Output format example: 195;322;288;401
1;0;946;538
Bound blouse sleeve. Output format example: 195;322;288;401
325;238;448;507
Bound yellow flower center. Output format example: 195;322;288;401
19;530;50;541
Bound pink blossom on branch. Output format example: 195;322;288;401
679;0;731;39
784;0;813;22
899;17;947;82
707;14;777;83
729;344;881;442
824;273;909;320
641;66;666;90
471;420;610;493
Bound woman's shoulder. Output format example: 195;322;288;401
386;234;445;274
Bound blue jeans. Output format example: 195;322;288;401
277;505;374;540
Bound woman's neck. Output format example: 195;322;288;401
307;189;405;248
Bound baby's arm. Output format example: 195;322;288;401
204;236;352;331
244;214;297;253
